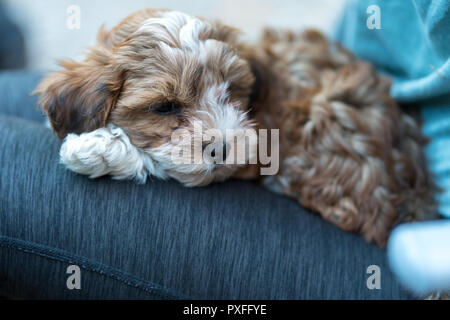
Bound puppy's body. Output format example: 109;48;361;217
243;30;437;245
36;9;437;246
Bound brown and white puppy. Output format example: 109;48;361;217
35;9;437;246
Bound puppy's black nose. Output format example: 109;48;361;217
205;143;228;162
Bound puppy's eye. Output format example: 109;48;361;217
153;102;181;115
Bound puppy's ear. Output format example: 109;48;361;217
35;47;123;140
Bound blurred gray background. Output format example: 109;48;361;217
3;0;347;70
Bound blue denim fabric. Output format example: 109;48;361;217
0;2;25;69
0;71;412;299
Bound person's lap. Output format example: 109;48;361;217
0;71;412;299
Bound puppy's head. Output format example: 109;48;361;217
36;10;257;186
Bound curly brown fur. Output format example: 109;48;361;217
243;29;438;246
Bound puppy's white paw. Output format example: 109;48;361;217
59;124;160;183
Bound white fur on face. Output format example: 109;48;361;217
148;86;256;187
138;11;211;51
199;83;247;131
137;11;233;67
